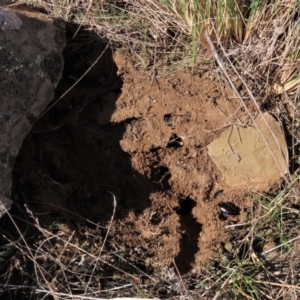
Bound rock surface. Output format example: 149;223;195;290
207;113;288;190
0;6;65;217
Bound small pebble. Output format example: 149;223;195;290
224;242;233;252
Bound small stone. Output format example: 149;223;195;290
224;242;233;252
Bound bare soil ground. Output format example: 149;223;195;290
12;30;274;280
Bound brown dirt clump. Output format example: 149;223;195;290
13;40;285;276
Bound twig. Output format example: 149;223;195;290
261;235;300;256
257;281;300;290
104;284;133;292
172;259;188;296
72;0;93;38
36;43;110;123
84;192;117;294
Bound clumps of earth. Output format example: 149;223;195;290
14;33;288;274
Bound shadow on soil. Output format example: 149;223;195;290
13;25;157;224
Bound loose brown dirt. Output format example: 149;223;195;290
13;37;280;276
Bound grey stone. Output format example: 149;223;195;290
0;6;66;217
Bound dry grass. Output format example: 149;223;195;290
1;202;214;299
2;182;300;299
21;0;300;94
1;0;300;299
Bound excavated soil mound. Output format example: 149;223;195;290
13;36;287;274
